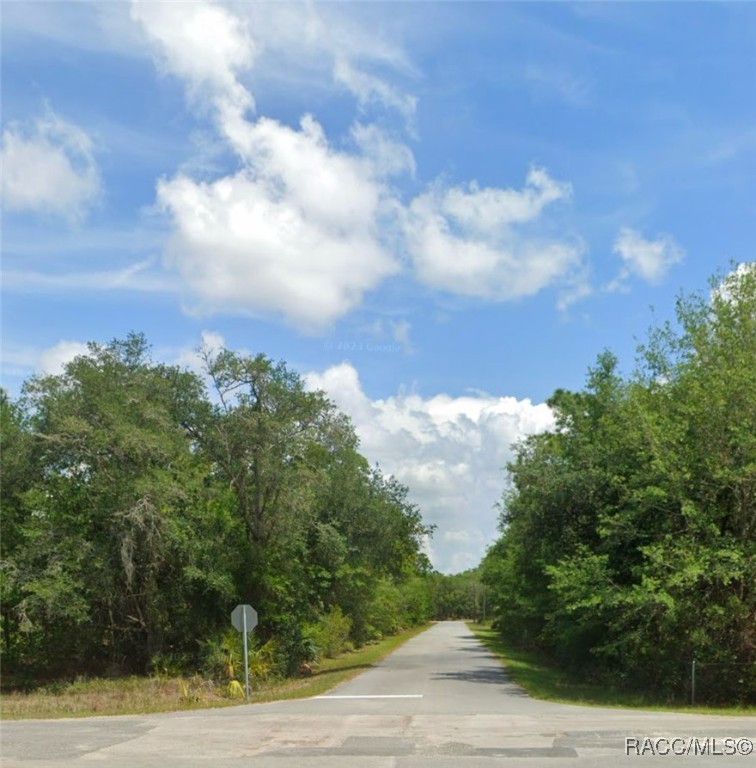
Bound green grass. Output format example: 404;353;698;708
0;623;431;720
468;622;755;716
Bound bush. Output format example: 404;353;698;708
269;618;318;676
201;629;276;691
201;629;242;684
310;607;352;659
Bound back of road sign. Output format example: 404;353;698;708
231;604;258;633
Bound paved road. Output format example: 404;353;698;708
2;622;754;767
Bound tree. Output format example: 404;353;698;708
2;334;234;674
484;267;756;703
2;334;435;681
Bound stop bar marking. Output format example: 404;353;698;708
313;694;423;699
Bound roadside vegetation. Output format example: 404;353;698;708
1;623;429;719
480;266;756;707
469;623;755;715
1;336;440;699
0;333;490;719
2;267;752;715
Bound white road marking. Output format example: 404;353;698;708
313;694;423;699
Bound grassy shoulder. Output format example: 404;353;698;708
468;622;755;716
1;623;431;720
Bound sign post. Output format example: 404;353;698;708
231;604;258;702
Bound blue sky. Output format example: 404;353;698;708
2;1;755;573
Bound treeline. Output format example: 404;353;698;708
482;267;756;704
430;569;488;621
1;336;445;684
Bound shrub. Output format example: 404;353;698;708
310;607;353;659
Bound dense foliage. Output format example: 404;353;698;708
0;336;435;683
482;267;756;704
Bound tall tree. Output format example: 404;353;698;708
3;334;233;674
484;267;756;702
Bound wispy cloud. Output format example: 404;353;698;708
524;63;592;107
1;108;101;222
609;227;684;290
2;261;174;294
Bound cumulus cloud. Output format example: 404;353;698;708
133;1;585;326
1;110;100;221
1;339;94;387
174;329;227;373
156;118;398;328
404;167;585;304
5;331;226;391
132;0;404;330
305;362;554;573
609;227;684;290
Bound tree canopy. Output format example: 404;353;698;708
0;335;434;680
482;267;756;704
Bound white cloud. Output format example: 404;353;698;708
444;529;473;544
199;329;226;358
609;227;684;289
2;261;172;294
305;362;554;573
390;319;412;351
334;57;417;122
156;124;398;328
356;317;413;352
130;0;254;123
404;167;586;303
132;1;586;327
174;330;227;373
1;110;101;221
234;2;417;121
38;341;91;376
132;0;405;330
712;261;756;305
0;345;40;385
350;123;416;179
3;332;227;394
1;340;91;388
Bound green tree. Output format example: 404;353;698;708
2;333;435;681
485;267;756;703
3;334;236;675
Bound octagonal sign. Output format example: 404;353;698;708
231;604;258;634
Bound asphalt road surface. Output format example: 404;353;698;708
2;621;754;767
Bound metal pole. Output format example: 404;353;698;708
691;659;696;706
243;610;250;702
